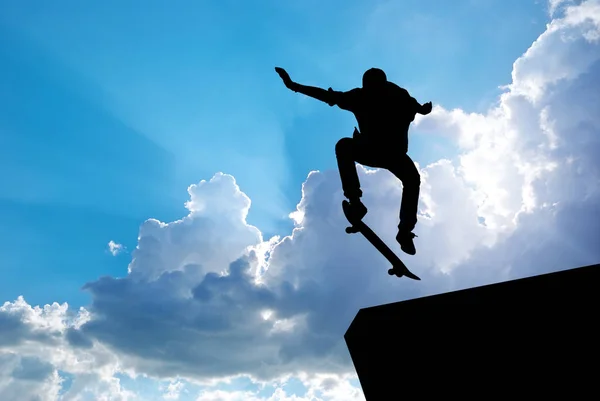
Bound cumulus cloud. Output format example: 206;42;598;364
107;241;124;256
161;380;184;399
0;353;62;401
1;1;599;399
0;297;135;400
413;0;600;285
195;373;363;401
548;0;577;17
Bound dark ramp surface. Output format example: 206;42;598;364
344;263;600;400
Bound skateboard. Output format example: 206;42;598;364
342;200;421;280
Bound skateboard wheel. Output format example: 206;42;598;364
388;269;394;275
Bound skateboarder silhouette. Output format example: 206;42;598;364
275;67;432;255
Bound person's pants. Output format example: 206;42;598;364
335;134;420;232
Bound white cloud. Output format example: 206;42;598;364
0;297;135;400
548;0;575;17
107;241;124;256
124;173;263;282
0;353;62;401
162;380;185;400
195;374;363;401
1;1;599;400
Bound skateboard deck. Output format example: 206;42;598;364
342;200;421;280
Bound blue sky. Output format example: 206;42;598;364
2;0;599;400
0;0;548;309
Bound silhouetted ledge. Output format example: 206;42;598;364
344;263;600;400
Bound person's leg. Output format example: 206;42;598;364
335;137;362;201
387;153;421;255
335;136;374;219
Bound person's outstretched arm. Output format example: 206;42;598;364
275;67;337;106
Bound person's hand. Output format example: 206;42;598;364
275;67;296;90
421;101;433;115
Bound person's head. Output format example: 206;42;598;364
362;68;387;89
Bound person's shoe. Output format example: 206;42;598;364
348;199;368;221
396;229;417;255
